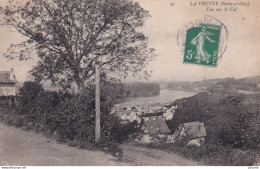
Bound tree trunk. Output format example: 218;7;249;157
75;79;85;94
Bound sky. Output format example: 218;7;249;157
0;0;259;82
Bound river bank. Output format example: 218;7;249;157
117;89;197;107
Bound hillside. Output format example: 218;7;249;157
166;83;260;149
124;82;160;97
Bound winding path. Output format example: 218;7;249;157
0;123;201;166
0;123;126;166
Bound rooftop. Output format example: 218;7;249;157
183;121;206;139
0;70;18;84
174;121;206;139
144;118;170;135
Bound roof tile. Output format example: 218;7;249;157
0;71;18;84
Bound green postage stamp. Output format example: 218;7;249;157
183;24;222;66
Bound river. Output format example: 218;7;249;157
118;89;197;107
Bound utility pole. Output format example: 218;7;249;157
95;64;101;142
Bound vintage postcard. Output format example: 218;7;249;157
0;0;259;167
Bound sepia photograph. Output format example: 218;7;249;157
0;0;259;166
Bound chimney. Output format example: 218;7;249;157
199;123;204;130
10;68;14;80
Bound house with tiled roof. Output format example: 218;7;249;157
140;117;171;142
174;121;206;146
0;69;18;96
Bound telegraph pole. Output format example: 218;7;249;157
95;64;101;142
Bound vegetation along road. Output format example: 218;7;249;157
0;123;199;166
0;123;126;166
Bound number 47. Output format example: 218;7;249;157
170;2;175;7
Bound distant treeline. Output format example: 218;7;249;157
16;82;160;103
166;76;260;92
216;76;260;91
166;79;222;91
124;82;160;98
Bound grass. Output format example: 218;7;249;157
134;141;258;166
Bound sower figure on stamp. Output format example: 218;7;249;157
191;26;215;63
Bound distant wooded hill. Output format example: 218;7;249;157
166;76;260;92
124;82;160;98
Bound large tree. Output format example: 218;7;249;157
0;0;155;91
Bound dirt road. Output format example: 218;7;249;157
120;144;202;166
0;123;201;166
0;123;127;166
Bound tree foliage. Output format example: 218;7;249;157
18;81;44;105
0;0;155;90
3;81;137;143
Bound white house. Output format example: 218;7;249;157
0;69;18;96
163;109;175;120
174;121;206;146
129;111;139;123
162;105;177;121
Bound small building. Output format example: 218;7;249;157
128;111;140;123
143;118;169;135
174;121;206;146
0;69;18;96
140;117;171;143
163;108;175;121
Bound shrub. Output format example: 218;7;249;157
173;137;190;147
44;85;137;143
199;144;256;166
134;141;257;166
18;81;44;103
217;112;260;150
109;120;139;143
0;96;16;110
17;81;44;114
12;80;136;144
225;149;256;166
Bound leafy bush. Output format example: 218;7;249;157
17;81;44;114
225;149;256;166
201;144;256;165
135;142;257;166
44;84;137;143
109;120;139;143
0;95;16;101
8;80;136;144
18;81;44;104
217;112;260;150
0;96;16;110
